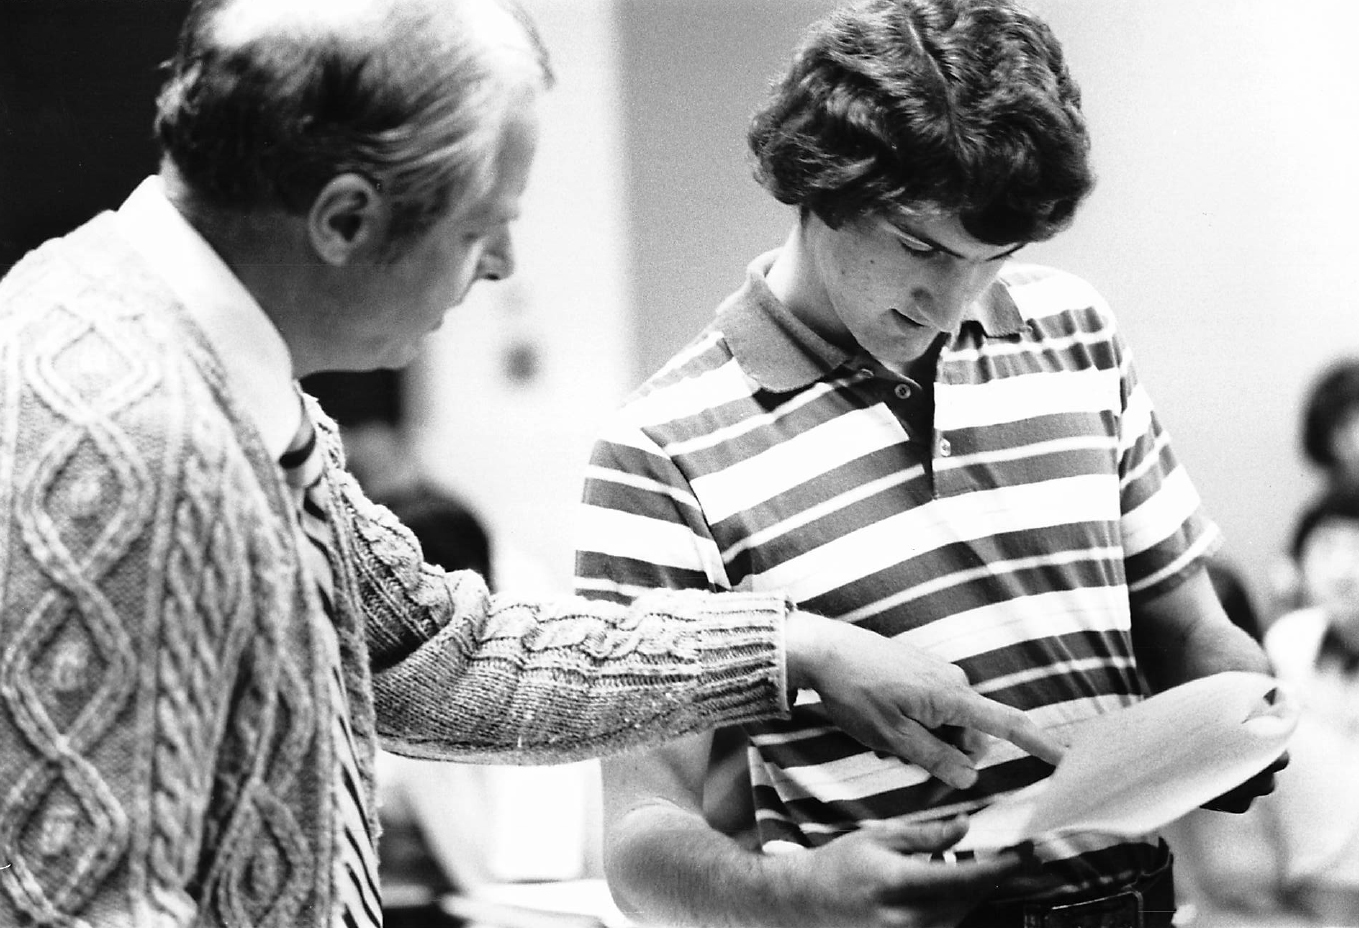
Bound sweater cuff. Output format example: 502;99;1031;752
632;588;794;725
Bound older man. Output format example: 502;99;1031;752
0;0;1058;925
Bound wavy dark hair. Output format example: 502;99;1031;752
1302;358;1359;469
154;0;552;254
749;0;1094;244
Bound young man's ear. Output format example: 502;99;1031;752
308;173;390;265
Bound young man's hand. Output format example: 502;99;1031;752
786;611;1064;789
1200;750;1288;812
764;815;1032;928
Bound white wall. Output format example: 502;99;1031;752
407;0;634;590
1023;0;1359;602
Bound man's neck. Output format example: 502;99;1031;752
159;166;333;376
765;223;851;351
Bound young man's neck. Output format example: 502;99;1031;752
765;220;944;384
765;222;848;349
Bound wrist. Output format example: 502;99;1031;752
759;848;815;928
784;609;832;693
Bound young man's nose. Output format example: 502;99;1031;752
915;263;992;328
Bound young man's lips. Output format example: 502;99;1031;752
890;307;928;328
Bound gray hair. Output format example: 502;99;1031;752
155;0;552;252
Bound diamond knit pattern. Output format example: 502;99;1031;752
0;221;323;927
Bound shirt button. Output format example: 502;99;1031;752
937;436;952;457
894;383;913;400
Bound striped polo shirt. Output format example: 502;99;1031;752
574;251;1220;901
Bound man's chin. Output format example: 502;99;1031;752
375;339;425;371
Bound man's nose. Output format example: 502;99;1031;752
914;262;993;329
480;230;515;282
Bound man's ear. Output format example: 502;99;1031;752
308;173;389;265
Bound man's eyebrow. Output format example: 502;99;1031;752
885;221;1024;261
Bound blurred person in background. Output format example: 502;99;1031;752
1162;558;1312;928
1301;359;1359;493
1261;489;1359;926
0;0;1064;924
576;1;1283;926
1270;358;1359;615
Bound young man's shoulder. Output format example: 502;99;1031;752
621;324;743;405
999;261;1116;327
595;323;772;458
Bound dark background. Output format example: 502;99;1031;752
0;0;403;423
0;0;190;273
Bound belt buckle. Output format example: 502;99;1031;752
1023;888;1144;928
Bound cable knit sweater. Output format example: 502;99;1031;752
0;214;791;927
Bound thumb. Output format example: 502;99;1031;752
863;814;970;854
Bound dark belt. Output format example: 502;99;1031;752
957;846;1175;928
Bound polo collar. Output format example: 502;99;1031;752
718;250;1026;394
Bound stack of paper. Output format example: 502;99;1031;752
953;671;1298;851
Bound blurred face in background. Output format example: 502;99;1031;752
1329;411;1359;486
1300;515;1359;645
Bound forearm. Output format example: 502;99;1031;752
1132;566;1271;693
607;803;802;928
368;577;792;763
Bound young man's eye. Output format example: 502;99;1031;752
899;240;942;259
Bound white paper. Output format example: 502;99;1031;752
952;671;1298;851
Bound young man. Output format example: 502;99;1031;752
0;0;1059;924
575;1;1281;925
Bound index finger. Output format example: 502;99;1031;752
948;693;1065;767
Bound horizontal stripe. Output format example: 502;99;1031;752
1122;465;1202;556
940;328;1119;378
750;475;1120;602
690;406;909;523
935;423;1117;470
937;367;1116;429
1129;525;1220;595
840;546;1121;625
623;355;752;428
580;462;701;515
574;503;726;582
720;457;924;562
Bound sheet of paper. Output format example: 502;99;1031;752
953;671;1297;851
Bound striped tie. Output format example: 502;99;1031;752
280;400;384;928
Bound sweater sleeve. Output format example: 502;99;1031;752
313;417;792;765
